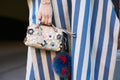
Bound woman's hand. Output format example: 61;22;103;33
38;3;52;25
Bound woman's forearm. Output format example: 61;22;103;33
41;0;51;4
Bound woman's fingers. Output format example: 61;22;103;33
41;16;45;24
44;16;48;24
37;12;42;22
41;16;48;24
48;16;52;25
40;15;52;25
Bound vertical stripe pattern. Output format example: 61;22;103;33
26;0;71;80
72;0;119;80
26;0;119;80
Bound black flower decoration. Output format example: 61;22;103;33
57;34;62;40
50;42;55;47
41;40;47;47
27;29;34;35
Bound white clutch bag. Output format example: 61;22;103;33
24;24;67;51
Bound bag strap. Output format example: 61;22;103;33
37;22;76;38
52;24;76;38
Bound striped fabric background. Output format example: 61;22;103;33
26;0;71;80
25;0;119;80
72;0;119;80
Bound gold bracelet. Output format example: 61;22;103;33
41;1;51;5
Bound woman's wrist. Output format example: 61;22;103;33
41;0;51;5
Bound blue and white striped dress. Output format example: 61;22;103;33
26;0;119;80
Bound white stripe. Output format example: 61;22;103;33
81;0;94;79
30;1;41;79
98;0;111;79
41;50;50;80
27;0;33;25
90;0;104;79
71;0;76;32
26;1;36;80
81;23;90;80
73;0;86;80
35;0;39;23
31;48;40;80
108;16;119;80
25;47;33;80
51;52;60;80
51;0;62;28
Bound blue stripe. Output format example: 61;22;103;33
56;0;66;29
35;49;45;80
52;12;56;27
67;0;72;25
51;1;56;26
38;0;41;7
90;0;99;50
86;49;91;80
86;34;92;79
46;51;55;80
76;0;90;79
72;0;81;61
89;1;99;79
30;64;35;80
32;0;36;24
94;0;108;79
103;8;116;80
88;0;99;79
72;0;81;79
